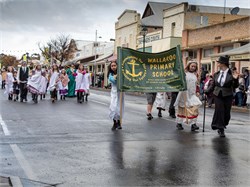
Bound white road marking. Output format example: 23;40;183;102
10;176;24;187
10;144;38;181
0;115;10;136
90;100;109;106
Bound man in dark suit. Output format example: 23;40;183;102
205;55;239;137
18;61;29;102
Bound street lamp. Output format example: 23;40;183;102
140;26;148;52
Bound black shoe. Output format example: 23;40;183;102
20;99;23;102
176;123;184;130
117;120;122;129
111;121;118;131
170;114;176;118
191;124;199;131
147;113;153;120
217;129;225;137
158;112;162;118
25;98;27;102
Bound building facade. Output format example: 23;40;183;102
182;16;250;74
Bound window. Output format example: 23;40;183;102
171;22;176;36
188;50;197;59
203;48;213;58
221;46;233;52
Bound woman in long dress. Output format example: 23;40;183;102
66;64;76;97
174;61;202;131
108;61;124;130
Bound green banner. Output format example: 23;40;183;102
117;45;187;92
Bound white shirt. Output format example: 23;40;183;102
217;68;229;86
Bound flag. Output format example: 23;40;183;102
117;45;187;92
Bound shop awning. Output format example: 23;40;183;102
210;43;250;61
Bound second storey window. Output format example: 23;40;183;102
203;48;213;58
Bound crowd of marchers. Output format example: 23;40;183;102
0;62;91;104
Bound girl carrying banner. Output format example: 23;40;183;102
108;61;124;130
174;61;202;131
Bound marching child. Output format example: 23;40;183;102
108;60;124;130
74;64;86;103
4;66;14;100
39;70;48;100
58;69;69;100
47;64;60;103
13;71;20;101
27;64;42;103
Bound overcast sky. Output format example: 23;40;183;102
0;0;249;58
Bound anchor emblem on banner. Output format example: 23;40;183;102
125;59;143;77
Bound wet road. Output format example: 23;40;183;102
0;89;249;186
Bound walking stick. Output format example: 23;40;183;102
202;94;206;132
184;91;188;124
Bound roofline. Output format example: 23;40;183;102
118;9;138;20
184;16;250;32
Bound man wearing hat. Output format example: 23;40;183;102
205;55;239;137
18;61;29;102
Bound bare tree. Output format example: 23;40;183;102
38;34;75;66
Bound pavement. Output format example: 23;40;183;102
91;86;250;113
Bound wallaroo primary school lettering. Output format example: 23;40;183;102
117;45;187;92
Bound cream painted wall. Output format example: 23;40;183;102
163;13;185;38
115;10;140;54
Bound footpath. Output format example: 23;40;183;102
91;86;249;113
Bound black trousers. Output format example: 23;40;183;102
19;83;27;100
169;92;178;115
211;92;233;130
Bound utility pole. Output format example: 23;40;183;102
223;0;226;22
93;30;97;87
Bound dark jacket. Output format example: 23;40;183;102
19;67;29;82
206;69;239;97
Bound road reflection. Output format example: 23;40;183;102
109;131;124;169
212;137;235;186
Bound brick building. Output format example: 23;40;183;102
182;16;250;74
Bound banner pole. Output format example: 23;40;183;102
202;94;206;132
119;92;123;126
